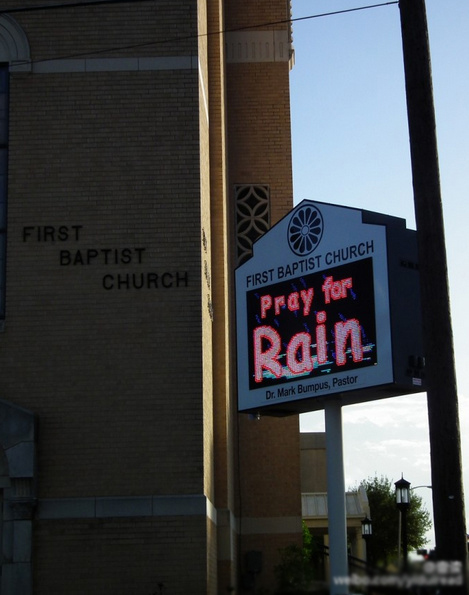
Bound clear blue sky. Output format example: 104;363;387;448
290;0;469;548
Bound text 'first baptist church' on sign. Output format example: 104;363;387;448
235;200;426;416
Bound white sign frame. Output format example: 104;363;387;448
236;200;396;413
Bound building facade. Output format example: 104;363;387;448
0;1;301;594
300;433;370;583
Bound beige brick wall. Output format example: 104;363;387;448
207;0;233;517
4;68;204;498
198;0;216;506
225;1;290;31
224;1;303;591
226;61;294;222
0;1;302;592
34;516;208;595
240;532;301;593
1;4;215;591
18;0;197;59
237;415;301;517
225;12;300;517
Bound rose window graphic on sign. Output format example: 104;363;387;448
288;204;324;256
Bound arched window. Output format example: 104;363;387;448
0;14;31;70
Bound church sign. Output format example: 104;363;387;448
236;201;425;414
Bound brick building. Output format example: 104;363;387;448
0;1;301;594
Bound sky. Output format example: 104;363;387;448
290;0;469;548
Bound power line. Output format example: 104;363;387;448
5;1;399;67
2;0;399;18
289;2;399;26
220;2;400;35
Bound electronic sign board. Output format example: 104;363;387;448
236;200;425;415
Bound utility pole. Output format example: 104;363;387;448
398;1;468;592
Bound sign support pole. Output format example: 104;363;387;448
325;400;349;595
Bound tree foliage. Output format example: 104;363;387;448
358;475;432;566
274;521;316;593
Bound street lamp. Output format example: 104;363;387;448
361;515;372;539
395;476;411;571
361;515;373;567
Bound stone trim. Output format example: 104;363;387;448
37;494;217;523
10;55;198;74
0;16;199;75
37;499;298;536
225;30;291;63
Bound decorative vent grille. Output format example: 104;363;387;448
235;184;270;265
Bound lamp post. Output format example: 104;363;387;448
361;516;373;567
395;476;411;572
